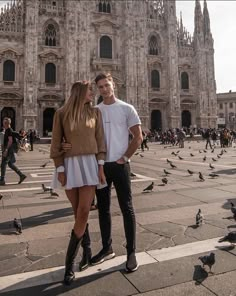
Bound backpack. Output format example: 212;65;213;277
11;131;22;153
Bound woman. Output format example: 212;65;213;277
50;81;106;285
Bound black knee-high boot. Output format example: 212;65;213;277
64;230;82;285
79;223;92;271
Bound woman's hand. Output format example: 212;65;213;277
98;165;106;184
58;172;66;186
61;142;72;152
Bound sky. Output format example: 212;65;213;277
0;0;234;93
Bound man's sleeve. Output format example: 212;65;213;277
127;105;141;129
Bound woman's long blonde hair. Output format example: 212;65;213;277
62;81;97;130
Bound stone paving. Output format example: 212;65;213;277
0;140;236;295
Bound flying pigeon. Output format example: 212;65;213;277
170;162;177;169
198;252;215;272
13;218;22;234
42;184;52;192
178;155;183;160
164;169;171;175
196;209;203;226
50;189;59;197
203;156;206;162
209;163;215;169
143;182;154;192
209;173;219;178
199;172;205;181
218;231;236;246
40;160;51;168
212;158;217;162
162;177;168;185
187;169;194;175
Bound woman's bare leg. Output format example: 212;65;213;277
65;188;79;219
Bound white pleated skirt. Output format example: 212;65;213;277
51;155;99;190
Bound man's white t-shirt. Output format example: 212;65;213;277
97;98;141;162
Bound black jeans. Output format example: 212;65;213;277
96;162;136;255
0;150;23;180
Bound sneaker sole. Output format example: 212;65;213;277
125;263;139;273
91;252;115;266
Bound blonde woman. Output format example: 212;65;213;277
50;81;106;285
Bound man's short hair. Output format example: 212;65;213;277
95;73;113;84
3;117;11;124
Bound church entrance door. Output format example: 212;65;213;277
181;110;191;128
151;110;162;130
43;108;55;136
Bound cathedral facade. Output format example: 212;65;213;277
0;0;217;135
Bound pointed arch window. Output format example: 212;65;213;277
181;72;189;90
100;36;112;59
149;36;159;55
3;60;15;81
45;24;57;46
98;1;111;13
45;63;56;84
151;70;160;89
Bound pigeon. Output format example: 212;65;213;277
50;189;59;197
218;231;236;246
178;156;183;160
164;169;171;175
134;152;139;156
203;150;207;153
190;153;194;157
162;177;168;185
217;155;221;159
171;152;177;156
199;150;202;153
187;169;194;175
230;202;236;217
212;158;217;162
143;182;154;192
166;159;171;164
211;148;215;153
209;163;215;169
13;218;22;234
199;172;205;181
139;154;144;158
196;209;203;226
224;149;227;153
170;162;177;169
130;172;137;177
176;150;180;154
209;173;219;178
0;194;3;201
40;160;51;168
203;156;206;162
42;184;52;192
198;252;215;272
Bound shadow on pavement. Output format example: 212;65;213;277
0;207;73;233
0;263;124;296
193;264;208;285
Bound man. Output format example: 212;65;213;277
29;129;34;151
90;73;143;272
0;117;27;185
205;128;212;149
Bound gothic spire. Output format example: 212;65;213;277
203;0;211;37
194;0;203;36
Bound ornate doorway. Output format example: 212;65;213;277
43;108;55;136
1;107;15;130
151;110;162;131
181;110;191;128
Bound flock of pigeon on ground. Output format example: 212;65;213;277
140;143;236;273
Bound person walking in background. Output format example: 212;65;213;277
90;73;143;272
205;128;212;149
0;117;27;186
29;129;35;151
50;81;106;285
